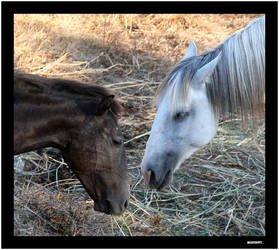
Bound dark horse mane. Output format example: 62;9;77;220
14;70;124;116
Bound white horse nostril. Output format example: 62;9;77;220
141;167;152;186
124;200;128;209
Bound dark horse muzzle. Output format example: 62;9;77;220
75;171;130;216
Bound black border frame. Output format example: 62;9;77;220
2;1;278;249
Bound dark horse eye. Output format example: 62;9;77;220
113;135;122;145
174;111;190;121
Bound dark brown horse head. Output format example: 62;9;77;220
64;95;129;215
14;72;129;215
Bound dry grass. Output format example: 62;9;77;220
14;14;265;236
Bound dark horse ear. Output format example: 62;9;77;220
97;95;115;116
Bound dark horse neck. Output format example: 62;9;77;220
14;89;83;155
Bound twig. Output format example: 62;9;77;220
124;131;151;145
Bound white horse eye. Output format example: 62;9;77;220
174;111;190;121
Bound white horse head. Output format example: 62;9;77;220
141;16;265;190
141;41;222;189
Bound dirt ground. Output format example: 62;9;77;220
14;14;265;237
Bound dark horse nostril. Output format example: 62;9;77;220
104;200;112;214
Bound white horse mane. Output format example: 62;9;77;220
156;16;265;123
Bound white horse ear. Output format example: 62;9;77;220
193;52;222;85
181;40;198;61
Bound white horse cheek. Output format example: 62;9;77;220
177;88;217;159
173;130;199;169
191;99;217;147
